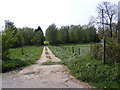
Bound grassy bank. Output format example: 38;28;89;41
49;45;120;88
2;46;43;73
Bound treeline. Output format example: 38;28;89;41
17;26;45;47
2;20;45;60
45;24;100;45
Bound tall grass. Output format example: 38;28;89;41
2;46;43;73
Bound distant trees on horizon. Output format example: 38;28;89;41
45;24;100;45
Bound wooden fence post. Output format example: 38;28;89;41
102;9;106;64
72;47;74;53
68;48;70;52
78;47;80;55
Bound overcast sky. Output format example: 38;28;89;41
0;0;119;32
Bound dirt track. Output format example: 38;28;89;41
2;46;92;88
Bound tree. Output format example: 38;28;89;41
80;25;100;43
33;26;45;45
69;25;76;43
5;20;14;30
45;24;58;45
45;24;99;44
0;32;2;60
2;25;18;60
35;26;42;32
18;26;45;46
97;1;117;37
58;26;69;44
118;1;120;42
18;27;34;46
88;16;97;27
75;25;83;43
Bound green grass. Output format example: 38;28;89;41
59;44;90;56
49;46;75;64
49;45;120;88
42;61;62;65
2;46;43;73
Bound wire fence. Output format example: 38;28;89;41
59;45;90;56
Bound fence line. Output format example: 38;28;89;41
59;46;81;56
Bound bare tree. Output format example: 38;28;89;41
97;2;117;37
118;1;120;42
88;16;97;27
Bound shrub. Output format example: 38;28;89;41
90;43;102;60
90;38;120;63
2;26;18;60
106;38;120;63
68;56;120;88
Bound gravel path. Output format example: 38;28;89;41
2;46;93;88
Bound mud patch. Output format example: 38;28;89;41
46;56;51;59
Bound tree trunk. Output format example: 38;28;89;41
118;21;120;43
118;1;120;43
109;21;112;37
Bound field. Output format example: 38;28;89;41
2;46;43;72
60;44;90;56
49;44;120;88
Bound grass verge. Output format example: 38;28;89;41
2;46;43;73
42;61;62;65
49;46;120;88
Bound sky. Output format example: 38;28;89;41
0;0;119;33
